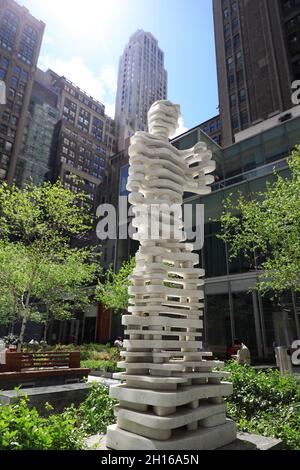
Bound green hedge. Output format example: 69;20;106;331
80;359;119;373
0;397;84;450
0;384;116;450
224;361;300;449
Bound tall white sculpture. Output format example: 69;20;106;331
107;101;236;450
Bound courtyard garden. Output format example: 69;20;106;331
1;363;300;450
23;342;121;375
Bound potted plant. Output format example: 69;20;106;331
3;334;19;352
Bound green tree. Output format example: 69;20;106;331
96;258;135;311
0;181;100;349
219;147;300;295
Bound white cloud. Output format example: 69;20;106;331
105;103;116;119
171;117;188;138
43;34;54;45
38;56;117;117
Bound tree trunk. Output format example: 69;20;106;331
43;321;49;343
18;315;28;352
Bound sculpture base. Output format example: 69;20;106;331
106;420;237;450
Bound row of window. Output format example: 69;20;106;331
231;110;249;130
202;119;222;135
226;51;243;72
63;97;114;148
0;10;38;65
230;88;247;108
224;16;239;39
63;83;105;115
0;56;29;84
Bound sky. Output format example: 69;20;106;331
20;0;219;134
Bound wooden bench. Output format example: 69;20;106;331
0;351;90;390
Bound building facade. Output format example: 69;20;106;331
200;114;222;145
16;67;116;209
115;29;168;151
102;109;300;361
213;0;300;146
49;70;116;208
15;67;59;187
0;0;45;184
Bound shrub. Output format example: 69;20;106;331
0;384;117;450
80;359;119;373
224;361;300;449
76;383;116;435
0;397;84;450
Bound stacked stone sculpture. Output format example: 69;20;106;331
106;100;236;450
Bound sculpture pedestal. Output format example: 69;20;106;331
107;421;237;451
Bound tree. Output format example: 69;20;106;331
0;181;100;349
96;258;135;312
219;147;300;296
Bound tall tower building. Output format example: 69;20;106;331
213;0;300;146
0;0;45;184
115;29;168;151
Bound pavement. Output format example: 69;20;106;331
85;433;282;451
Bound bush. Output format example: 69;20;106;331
76;383;116;435
80;359;119;373
23;343;120;363
224;361;300;449
0;384;116;450
0;397;84;450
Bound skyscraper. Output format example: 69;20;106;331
15;68;59;187
0;0;45;184
32;69;116;208
213;0;300;146
115;29;168;151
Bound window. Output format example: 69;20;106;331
0;10;19;52
227;56;234;71
233;34;240;50
237;70;244;85
17;25;38;65
228;74;235;88
0;68;6;79
225;39;232;56
10;76;18;88
231;114;239;129
239;88;246;103
223;8;229;18
232;17;239;33
230;93;237;107
8;87;15;99
20;70;28;82
1;56;9;69
224;23;230;38
240;110;249;126
236;51;242;67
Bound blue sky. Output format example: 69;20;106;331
20;0;219;132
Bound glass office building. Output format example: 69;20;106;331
172;115;300;361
